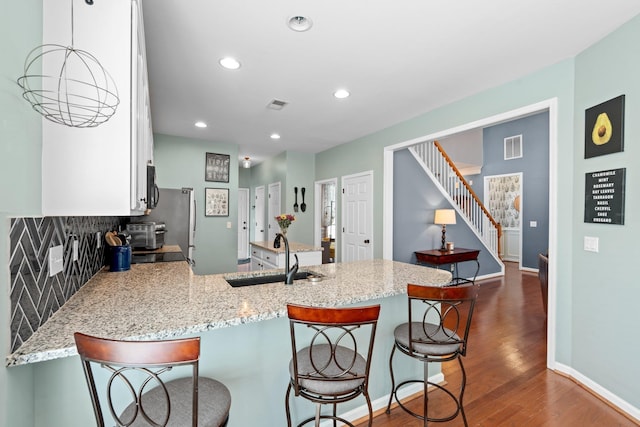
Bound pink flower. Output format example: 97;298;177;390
275;214;295;229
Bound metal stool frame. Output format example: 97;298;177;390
74;332;230;427
285;303;380;427
385;283;478;427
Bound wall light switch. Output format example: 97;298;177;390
96;232;102;249
73;240;79;261
49;245;63;276
226;221;232;229
584;236;599;252
530;221;537;227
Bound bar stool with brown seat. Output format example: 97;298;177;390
74;332;231;427
285;303;380;427
385;283;478;427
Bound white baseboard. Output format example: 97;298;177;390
475;271;503;282
318;364;640;426
319;373;444;426
553;362;640;423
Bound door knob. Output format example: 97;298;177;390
364;239;370;244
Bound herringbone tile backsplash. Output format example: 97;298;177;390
9;217;123;352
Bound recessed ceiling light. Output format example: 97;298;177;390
194;121;207;128
219;57;241;70
270;133;281;140
288;16;313;32
334;89;350;99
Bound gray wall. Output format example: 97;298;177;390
393;149;501;279
468;112;550;269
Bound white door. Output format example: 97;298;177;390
255;186;266;242
267;182;281;242
237;188;250;259
342;171;373;262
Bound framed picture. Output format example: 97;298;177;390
584;95;625;159
584;168;626;225
205;152;230;182
205;188;229;217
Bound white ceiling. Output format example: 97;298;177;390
141;0;640;165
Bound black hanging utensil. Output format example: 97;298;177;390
300;187;307;212
293;187;299;212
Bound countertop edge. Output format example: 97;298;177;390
6;260;449;367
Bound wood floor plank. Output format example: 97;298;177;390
356;262;638;427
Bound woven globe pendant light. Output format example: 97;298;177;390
17;0;119;128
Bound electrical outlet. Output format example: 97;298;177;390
227;221;232;229
73;240;79;261
49;245;63;276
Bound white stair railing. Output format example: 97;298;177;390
410;140;502;258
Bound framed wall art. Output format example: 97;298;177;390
584;95;625;159
584;168;625;225
205;188;229;217
205;152;230;182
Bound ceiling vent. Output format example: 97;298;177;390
267;99;288;110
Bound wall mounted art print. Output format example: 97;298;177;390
584;168;625;225
584;95;625;159
205;152;230;182
205;188;229;217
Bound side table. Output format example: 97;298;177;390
414;248;480;285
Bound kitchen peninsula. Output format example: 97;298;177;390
7;260;451;426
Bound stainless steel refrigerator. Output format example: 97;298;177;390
145;187;196;265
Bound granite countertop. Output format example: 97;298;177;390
6;259;451;367
251;240;323;253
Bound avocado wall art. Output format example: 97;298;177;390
584;95;625;158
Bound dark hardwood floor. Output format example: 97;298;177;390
358;262;638;427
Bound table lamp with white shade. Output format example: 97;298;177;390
434;209;456;251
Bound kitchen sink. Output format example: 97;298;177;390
225;271;320;287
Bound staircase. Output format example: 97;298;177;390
409;140;503;262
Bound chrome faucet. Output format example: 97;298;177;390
274;233;299;285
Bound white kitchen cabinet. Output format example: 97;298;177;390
250;243;322;271
41;0;153;216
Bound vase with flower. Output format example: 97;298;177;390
275;213;295;236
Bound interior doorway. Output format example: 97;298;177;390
383;98;557;370
314;178;337;263
484;173;523;266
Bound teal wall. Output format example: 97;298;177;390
572;14;640;406
153;133;239;275
246;151;316;246
281;151;315;245
248;151;287;244
0;0;43;425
